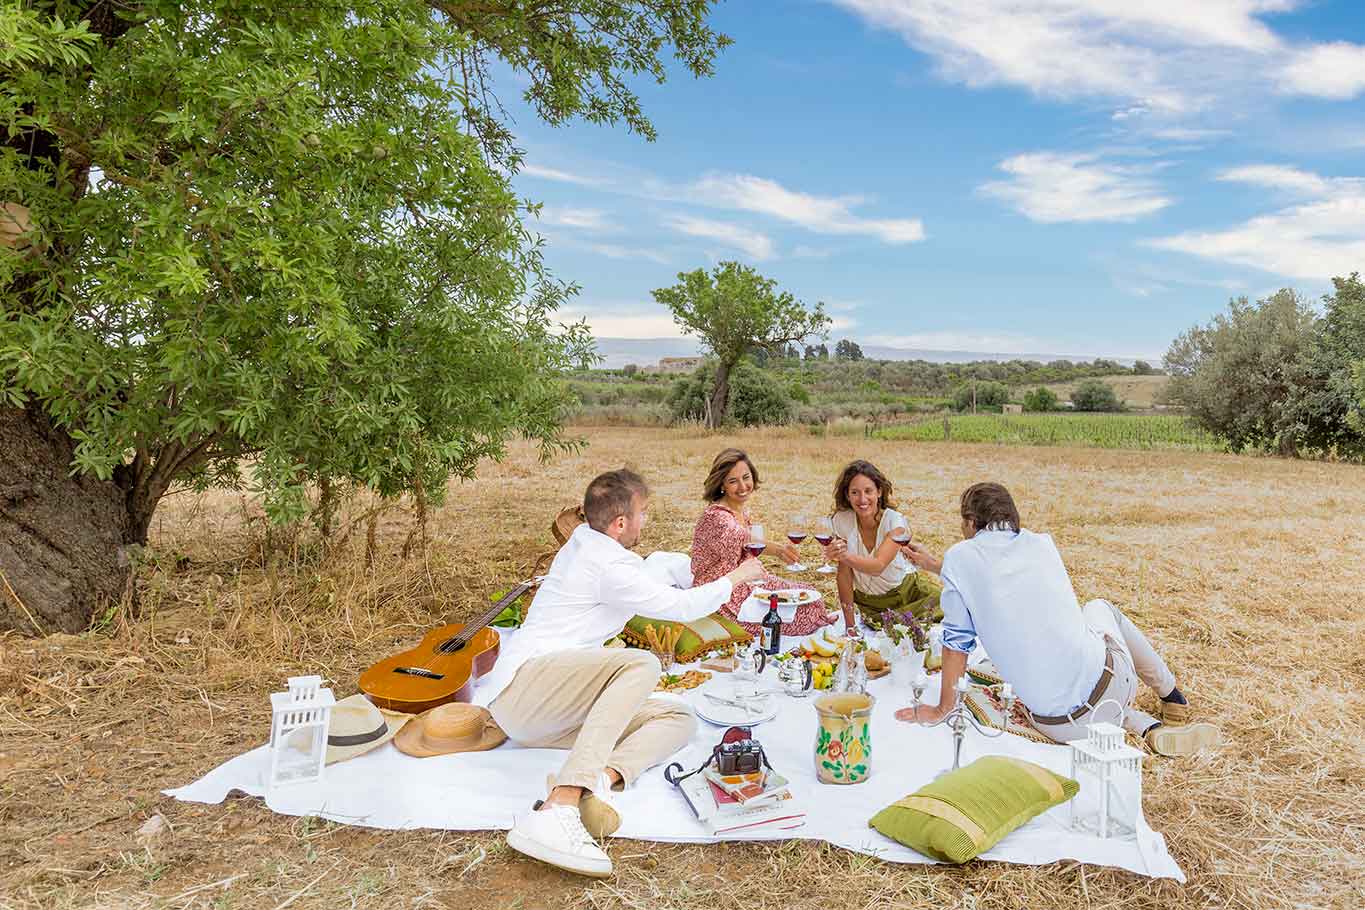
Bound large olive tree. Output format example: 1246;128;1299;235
0;1;729;632
653;261;829;428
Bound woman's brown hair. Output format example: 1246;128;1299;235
959;482;1020;532
831;460;897;515
703;448;760;502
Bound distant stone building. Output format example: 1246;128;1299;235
649;356;705;374
1002;403;1023;414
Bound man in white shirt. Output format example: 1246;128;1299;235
488;468;763;878
897;482;1219;757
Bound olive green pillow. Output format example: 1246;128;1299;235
868;756;1079;863
620;613;752;663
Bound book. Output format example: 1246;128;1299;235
703;767;790;806
675;771;806;835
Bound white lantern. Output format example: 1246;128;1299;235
268;675;335;788
1069;720;1143;839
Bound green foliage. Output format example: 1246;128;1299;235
652;262;828;426
1;1;727;528
1070;379;1124;412
835;339;864;361
1023;387;1059;412
1165;290;1322;454
562;355;1139;427
669;360;792;427
952;381;1009;412
1131;360;1156;375
878;414;1218;451
1279;274;1365;456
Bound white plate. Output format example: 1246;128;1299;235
694;694;779;726
751;587;818;605
738;588;820;623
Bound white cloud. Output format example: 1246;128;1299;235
827;0;1293;115
1148;126;1233;142
536;206;612;231
664;215;776;260
582;242;671;265
519;160;926;247
1216;164;1330;196
828;1;1365;121
979;152;1173;223
877;331;1058;354
1146;165;1365;279
519;163;605;186
693;173;925;244
558;303;684;339
1279;41;1365;99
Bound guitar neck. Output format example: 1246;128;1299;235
461;579;535;637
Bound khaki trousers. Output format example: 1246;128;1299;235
488;648;697;792
1035;599;1178;742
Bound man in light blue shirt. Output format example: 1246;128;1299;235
898;482;1220;757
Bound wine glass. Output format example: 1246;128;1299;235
814;516;837;575
911;671;930;707
785;516;808;572
889;518;911;547
745;523;766;559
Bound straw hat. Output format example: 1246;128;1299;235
394;703;507;757
324;693;412;765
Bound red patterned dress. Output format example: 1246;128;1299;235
690;503;835;637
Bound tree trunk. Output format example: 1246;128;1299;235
0;405;135;634
707;359;733;429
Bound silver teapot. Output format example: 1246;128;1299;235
777;657;813;697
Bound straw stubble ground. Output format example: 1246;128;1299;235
2;427;1363;910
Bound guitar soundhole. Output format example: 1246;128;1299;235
393;667;445;679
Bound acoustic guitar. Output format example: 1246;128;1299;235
359;577;542;714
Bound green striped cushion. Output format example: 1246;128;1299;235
620;613;752;663
868;756;1079;863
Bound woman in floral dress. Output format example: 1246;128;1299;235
690;448;834;637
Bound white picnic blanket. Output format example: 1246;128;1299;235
165;630;1183;880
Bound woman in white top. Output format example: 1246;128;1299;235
823;460;942;633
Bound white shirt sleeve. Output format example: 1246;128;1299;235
601;560;734;622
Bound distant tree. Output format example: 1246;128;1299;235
815;343;830;360
952;381;1009;412
1165;290;1318;453
1132;360;1156;375
653;262;828;427
1071;380;1124;412
1023;387;1059;412
784;343;801;360
1281;273;1365;456
835;339;865;361
669;360;792;426
622;364;639;376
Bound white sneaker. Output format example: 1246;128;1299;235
506;804;612;878
540;773;622;839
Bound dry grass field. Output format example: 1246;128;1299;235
3;427;1364;910
1041;374;1171;409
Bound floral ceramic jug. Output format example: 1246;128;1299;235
813;692;875;784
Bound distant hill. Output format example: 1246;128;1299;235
590;337;1150;370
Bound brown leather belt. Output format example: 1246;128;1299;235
1029;646;1116;726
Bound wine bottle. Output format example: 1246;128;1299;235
761;594;782;655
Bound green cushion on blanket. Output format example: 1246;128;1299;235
620;613;752;663
868;756;1079;863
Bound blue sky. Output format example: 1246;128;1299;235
505;1;1365;361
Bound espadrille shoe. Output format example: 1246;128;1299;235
536;773;621;840
1145;722;1221;757
1158;699;1192;725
